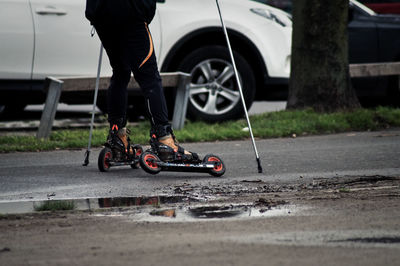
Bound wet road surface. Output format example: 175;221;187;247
0;129;399;201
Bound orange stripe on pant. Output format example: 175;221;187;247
139;22;154;68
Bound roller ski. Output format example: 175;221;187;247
139;125;225;177
98;125;143;172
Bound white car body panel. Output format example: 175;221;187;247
0;0;34;79
0;0;291;82
29;0;112;79
157;0;291;78
30;0;160;79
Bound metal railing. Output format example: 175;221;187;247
350;62;400;78
37;72;191;139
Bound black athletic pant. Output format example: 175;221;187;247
95;20;169;128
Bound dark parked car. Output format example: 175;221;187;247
254;0;400;105
262;0;400;15
349;0;400;104
359;0;400;15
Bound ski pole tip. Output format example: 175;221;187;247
82;150;90;166
256;158;263;173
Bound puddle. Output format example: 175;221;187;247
185;204;297;221
185;204;295;220
0;196;300;222
94;203;300;223
0;195;196;215
188;205;248;219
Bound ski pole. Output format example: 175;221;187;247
215;0;262;173
83;43;104;166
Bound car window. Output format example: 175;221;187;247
351;0;377;15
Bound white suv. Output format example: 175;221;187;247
0;0;292;121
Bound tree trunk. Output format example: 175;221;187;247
287;0;360;112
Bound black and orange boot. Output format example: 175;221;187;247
149;124;200;163
106;119;136;160
108;126;135;151
98;120;143;172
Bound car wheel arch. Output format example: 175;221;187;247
160;27;268;93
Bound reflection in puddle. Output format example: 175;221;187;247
0;196;301;222
95;204;300;223
0;196;194;214
189;205;247;219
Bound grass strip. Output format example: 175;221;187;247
0;106;399;153
34;200;76;212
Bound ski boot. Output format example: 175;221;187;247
139;125;225;177
98;124;143;172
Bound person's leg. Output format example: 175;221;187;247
128;22;196;160
95;24;131;129
95;24;134;154
107;69;130;127
127;22;169;128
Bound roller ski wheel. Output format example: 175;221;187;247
203;154;226;177
98;145;142;172
98;147;112;172
140;151;162;175
130;144;143;169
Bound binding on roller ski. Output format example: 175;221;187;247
98;124;143;172
139;125;226;177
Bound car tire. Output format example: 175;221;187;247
178;45;256;122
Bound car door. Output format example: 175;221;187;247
30;0;162;80
348;7;379;64
348;4;379;96
30;0;112;79
0;0;34;80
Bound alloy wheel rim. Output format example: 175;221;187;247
189;59;241;116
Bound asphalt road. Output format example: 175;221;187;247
0;129;399;202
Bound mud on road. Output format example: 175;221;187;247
0;175;400;266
